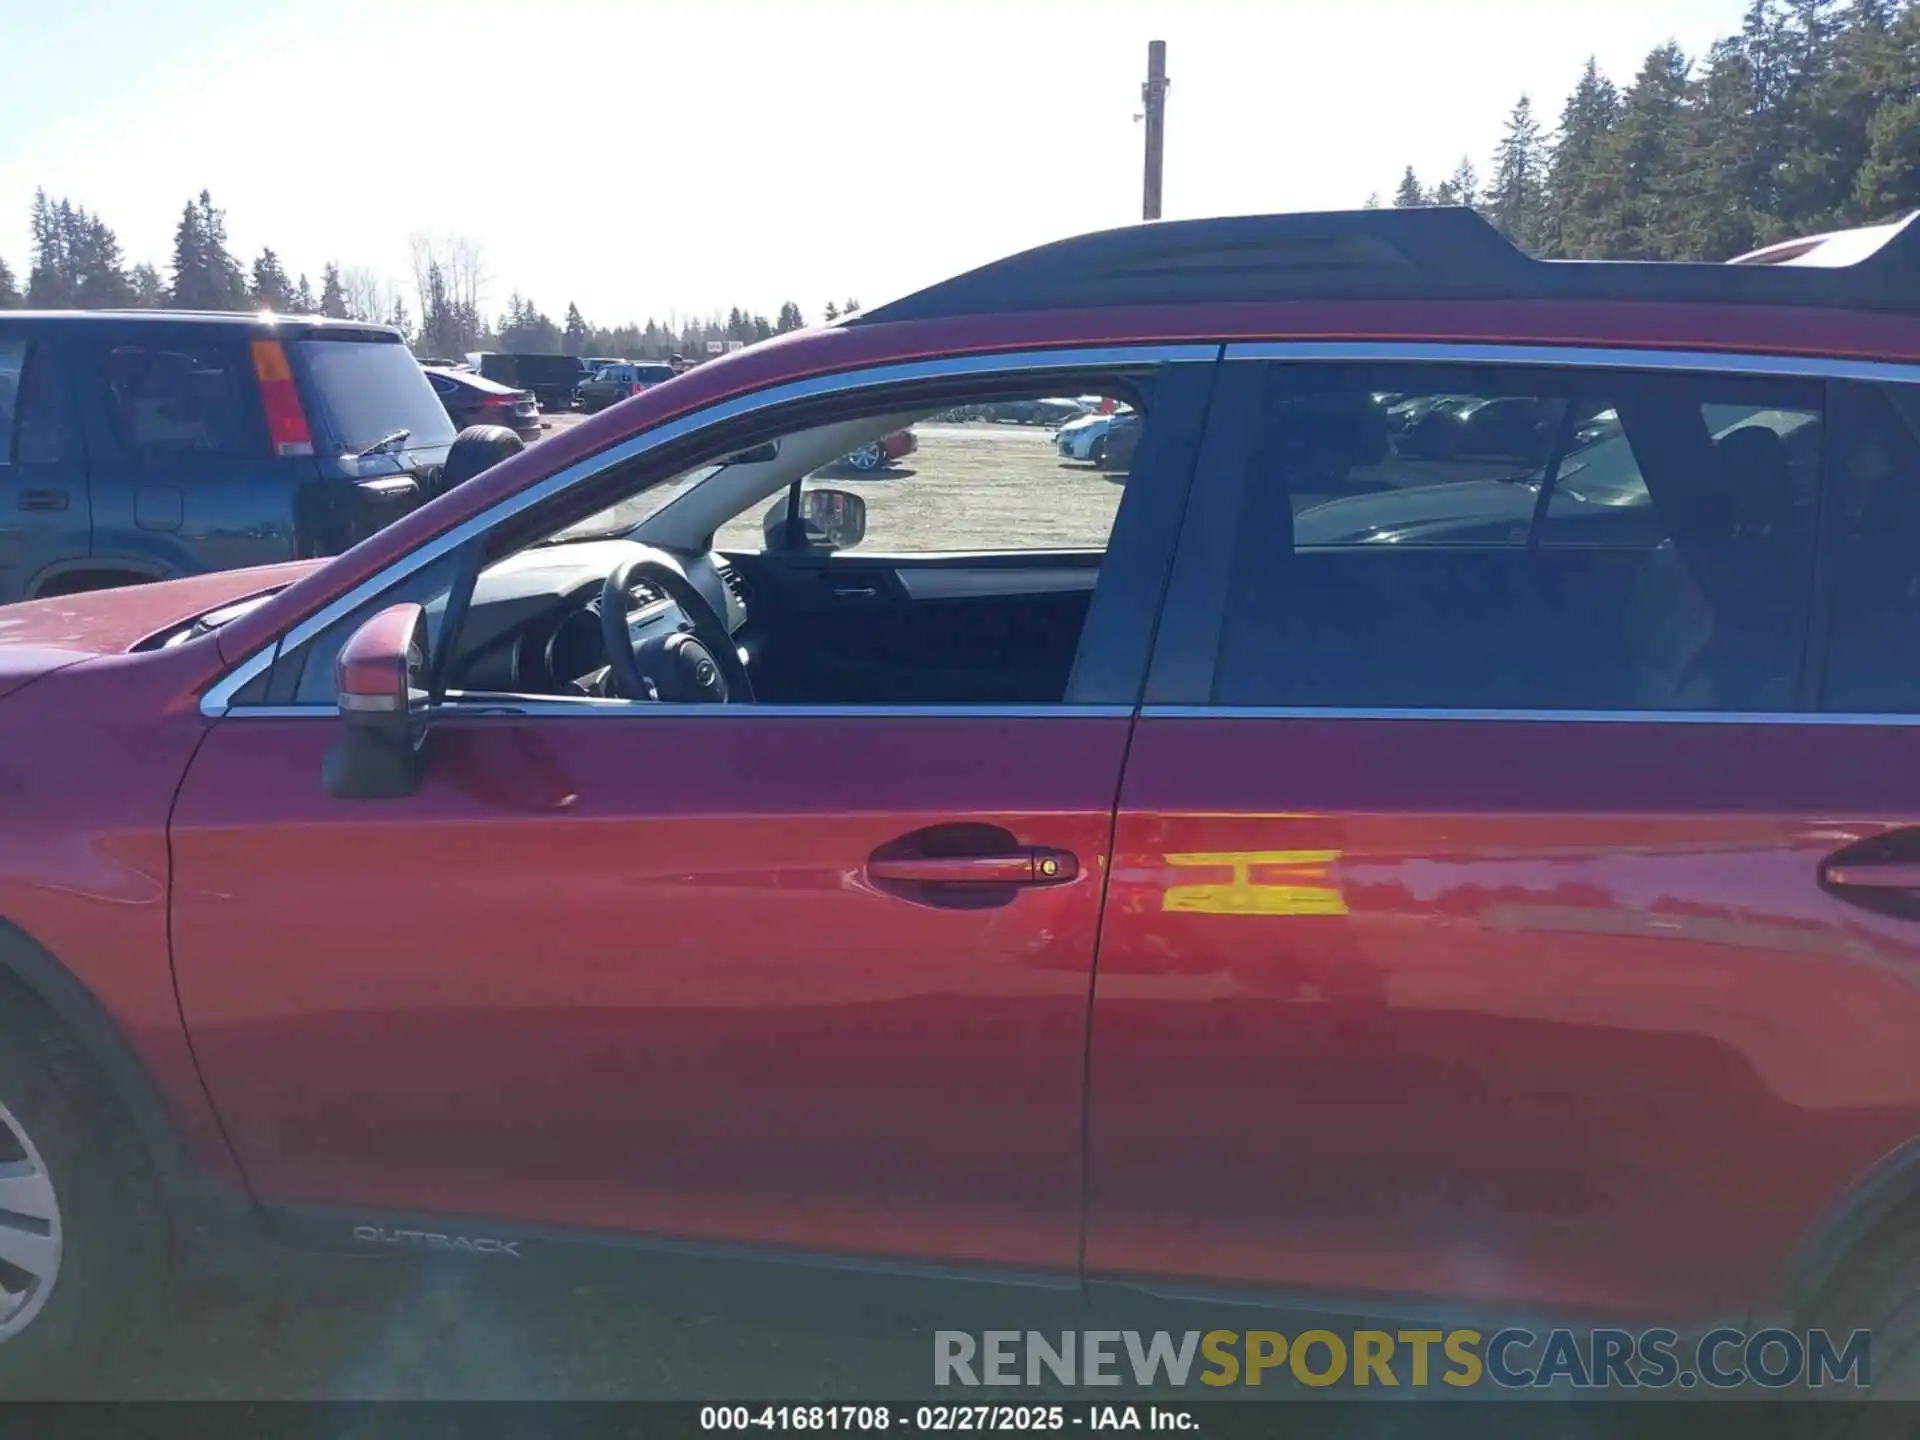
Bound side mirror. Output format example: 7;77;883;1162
761;487;868;552
322;603;430;800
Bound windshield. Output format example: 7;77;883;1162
540;465;723;543
293;339;458;453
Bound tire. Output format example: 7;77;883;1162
0;999;166;1394
442;425;527;494
843;443;885;472
1089;437;1108;467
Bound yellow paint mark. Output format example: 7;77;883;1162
1160;850;1349;916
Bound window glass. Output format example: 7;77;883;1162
0;339;22;464
15;344;68;465
712;392;1134;554
1820;384;1920;713
292;338;457;452
1212;364;1821;712
101;341;264;457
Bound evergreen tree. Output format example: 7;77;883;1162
1361;191;1383;210
562;302;590;354
823;301;840;322
318;263;349;319
1392;167;1427;207
387;296;414;346
25;191;131;308
170;191;248;310
128;263;166;307
1583;44;1695;259
1486;95;1549;248
1543;57;1623;256
1448;157;1479;209
250;248;295;312
0;257;18;309
775;301;805;332
293;273;316;315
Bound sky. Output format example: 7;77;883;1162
0;0;1754;329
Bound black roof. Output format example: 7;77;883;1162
856;207;1920;324
0;309;404;340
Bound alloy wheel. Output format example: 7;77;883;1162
845;444;884;471
0;1098;60;1343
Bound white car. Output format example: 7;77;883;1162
1055;407;1134;463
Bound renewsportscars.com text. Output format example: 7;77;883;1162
934;1328;1871;1391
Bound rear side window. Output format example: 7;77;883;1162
635;365;673;385
1210;362;1822;712
291;339;457;453
1819;383;1920;713
0;339;22;463
101;341;263;457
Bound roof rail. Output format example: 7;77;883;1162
855;207;1920;324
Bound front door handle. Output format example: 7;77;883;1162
1823;860;1920;890
868;848;1079;885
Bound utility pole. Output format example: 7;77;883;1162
1141;40;1169;221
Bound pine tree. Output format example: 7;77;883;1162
1361;192;1383;210
0;257;18;309
1486;95;1549;248
25;192;131;308
562;302;590;354
823;301;840;322
293;274;316;315
844;298;861;314
1392;167;1427;207
1583;45;1695;259
775;301;805;332
250;248;295;312
1448;157;1479;209
318;263;349;319
1855;95;1920;218
1543;58;1623;256
128;263;166;307
387;296;414;346
170;191;248;310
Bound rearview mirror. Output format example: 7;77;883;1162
762;487;868;552
322;603;431;800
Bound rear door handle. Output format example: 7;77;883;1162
17;490;67;513
867;849;1079;885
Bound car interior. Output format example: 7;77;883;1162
1218;370;1825;712
274;381;1149;711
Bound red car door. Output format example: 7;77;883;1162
167;355;1217;1273
1087;353;1920;1322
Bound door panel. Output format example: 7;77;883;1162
0;337;88;602
1090;719;1920;1319
172;710;1128;1270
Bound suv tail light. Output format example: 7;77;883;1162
250;340;315;456
630;382;649;396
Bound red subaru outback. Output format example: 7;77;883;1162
3;206;1920;1391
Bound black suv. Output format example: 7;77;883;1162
0;312;456;602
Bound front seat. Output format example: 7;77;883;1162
1625;425;1800;710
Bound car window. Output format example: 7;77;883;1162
0;339;22;463
100;340;265;457
1211;362;1821;712
712;390;1137;554
1819;383;1920;713
292;338;457;452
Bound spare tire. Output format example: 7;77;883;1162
440;425;526;494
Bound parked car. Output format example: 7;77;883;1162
0;312;458;603
1093;410;1142;471
422;366;542;444
578;361;676;413
465;352;583;412
1055;406;1134;463
839;428;918;472
7;208;1920;1393
983;397;1086;426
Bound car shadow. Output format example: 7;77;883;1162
819;463;919;481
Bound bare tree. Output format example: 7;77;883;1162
339;265;393;324
408;233;489;322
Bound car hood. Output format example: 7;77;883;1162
0;561;324;698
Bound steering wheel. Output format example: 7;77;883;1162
598;552;755;703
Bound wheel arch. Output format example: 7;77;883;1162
0;918;204;1194
1776;1136;1920;1316
29;559;171;600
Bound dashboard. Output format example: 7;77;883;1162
445;538;750;696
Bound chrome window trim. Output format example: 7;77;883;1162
202;343;1220;718
1225;340;1920;386
223;698;1136;721
1139;705;1920;727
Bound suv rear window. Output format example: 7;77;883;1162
102;341;264;457
293;338;457;454
633;365;673;385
